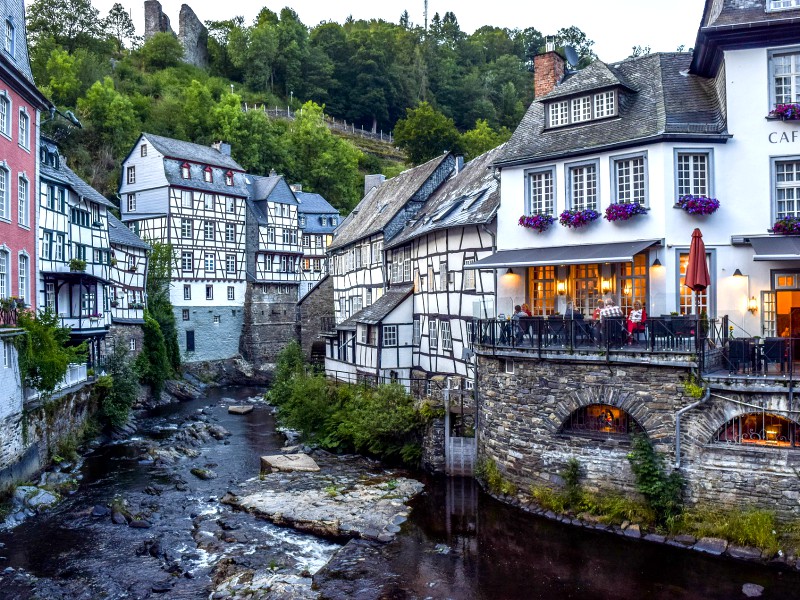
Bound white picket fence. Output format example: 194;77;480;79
26;363;88;401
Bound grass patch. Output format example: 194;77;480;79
675;507;780;555
475;458;517;496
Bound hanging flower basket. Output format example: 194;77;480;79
518;214;555;233
676;195;720;216
559;209;600;229
773;217;800;235
604;202;647;222
768;103;800;121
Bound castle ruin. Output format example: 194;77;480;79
144;1;208;69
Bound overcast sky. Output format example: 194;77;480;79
74;0;706;63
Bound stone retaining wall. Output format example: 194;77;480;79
476;353;800;519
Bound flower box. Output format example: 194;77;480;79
773;217;800;235
768;103;800;121
110;301;119;308
559;209;600;229
604;202;647;222
518;214;555;233
676;195;720;215
128;265;138;272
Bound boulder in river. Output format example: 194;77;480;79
260;453;320;473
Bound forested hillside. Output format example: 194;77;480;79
26;0;597;212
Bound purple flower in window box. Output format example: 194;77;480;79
603;202;647;222
518;214;555;233
769;103;800;121
676;194;720;215
559;209;600;229
773;217;800;235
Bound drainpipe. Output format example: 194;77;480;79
674;386;710;469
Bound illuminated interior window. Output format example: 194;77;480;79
561;404;643;438
714;413;799;448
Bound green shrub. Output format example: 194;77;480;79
530;485;566;513
579;492;655;525
627;434;684;526
134;311;170;397
97;344;139;428
682;375;704;399
676;507;779;555
563;457;582;507
476;458;517;496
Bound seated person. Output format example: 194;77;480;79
592;299;604;321
600;298;625;345
511;305;528;342
626;300;646;341
564;301;583;320
521;303;532;317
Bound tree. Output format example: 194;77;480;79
103;3;136;54
182;80;214;142
77;76;139;155
393;101;460;164
97;343;139;427
135;311;170;398
14;309;87;396
145;242;180;373
40;48;82;107
460;119;510;161
554;26;596;66
26;0;103;52
138;32;184;70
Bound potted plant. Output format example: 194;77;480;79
773;217;800;235
768;103;800;121
69;258;86;272
110;300;119;308
518;214;555;233
110;257;118;267
559;209;600;229
604;202;647;222
128;264;138;272
676;195;720;215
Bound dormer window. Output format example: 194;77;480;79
331;217;338;226
768;0;800;10
4;19;14;56
181;162;190;179
320;216;328;226
299;216;306;227
203;166;213;183
547;90;617;128
225;170;233;186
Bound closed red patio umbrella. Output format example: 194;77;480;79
684;228;711;315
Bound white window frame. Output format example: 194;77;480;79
182;308;190;320
383;324;398;347
570;95;592;123
674;149;713;199
768;1;800;12
428;318;438;349
773;155;800;220
129;338;136;351
181;218;192;239
612;152;648;206
17;175;28;226
441;321;452;350
18;109;28;150
45;282;55;311
0;93;9;136
463;259;476;290
183;284;191;300
206;285;213;300
204;220;215;240
126;166;135;184
0;248;7;298
225;254;236;274
548;90;618;128
225;223;235;242
769;46;800;110
17;253;27;301
548;100;569;127
0;166;8;220
4;19;13;56
127;194;136;212
594;90;616;118
567;159;599;211
526;166;555;216
181;251;193;272
413;319;420;345
204;253;215;273
227;286;235;301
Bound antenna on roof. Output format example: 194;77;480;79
564;45;579;69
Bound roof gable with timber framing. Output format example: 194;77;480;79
329;153;456;252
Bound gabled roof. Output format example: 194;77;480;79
691;0;800;76
107;213;150;250
329;153;453;252
142;133;244;171
337;284;413;329
538;61;635;102
387;145;504;249
248;175;299;205
496;53;728;168
296;191;338;215
40;138;115;208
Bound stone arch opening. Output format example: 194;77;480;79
559;403;644;439
712;412;800;448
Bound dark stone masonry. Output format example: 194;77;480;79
476;354;800;519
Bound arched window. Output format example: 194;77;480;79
714;413;799;448
561;403;643;438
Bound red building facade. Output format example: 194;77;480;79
0;0;48;311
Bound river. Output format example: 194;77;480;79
1;386;799;599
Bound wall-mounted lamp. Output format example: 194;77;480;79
601;278;612;293
506;268;514;275
623;285;632;297
651;258;662;267
556;280;567;295
733;268;745;277
748;296;758;314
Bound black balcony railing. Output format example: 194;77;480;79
473;315;731;367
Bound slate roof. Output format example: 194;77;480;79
387;145;504;249
538;61;635;102
248;175;299;205
40;138;115;208
0;0;34;83
329;153;452;252
164;160;250;197
496;53;727;168
296;191;337;214
691;0;800;76
143;133;244;171
107;213;150;250
337;284;413;329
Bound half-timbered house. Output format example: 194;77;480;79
119;134;248;362
325;153;456;383
38;138;113;365
239;174;302;363
293;187;339;299
106;212;150;357
0;0;49;317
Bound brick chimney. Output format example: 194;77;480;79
533;51;566;99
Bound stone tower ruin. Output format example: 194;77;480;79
143;1;208;69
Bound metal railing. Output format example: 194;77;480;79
25;362;88;401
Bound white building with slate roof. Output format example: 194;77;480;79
119;133;248;362
38;138;114;367
293;188;339;299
